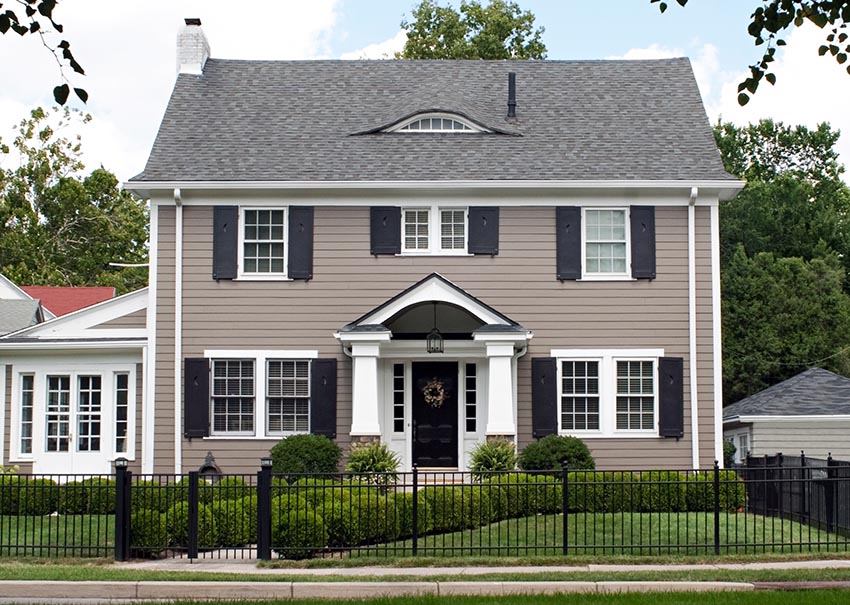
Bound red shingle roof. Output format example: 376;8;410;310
21;286;115;317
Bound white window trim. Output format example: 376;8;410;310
236;207;291;281
400;203;472;256
551;348;664;439
203;349;319;440
9;361;137;463
726;428;751;463
580;207;633;281
209;358;257;438
463;362;478;435
386;112;489;134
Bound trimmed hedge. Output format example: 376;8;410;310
58;478;116;515
518;435;595;472
130;508;167;556
271;495;327;559
165;501;218;549
0;477;59;515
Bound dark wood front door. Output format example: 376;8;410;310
412;361;459;468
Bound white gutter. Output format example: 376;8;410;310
710;204;724;468
173;188;183;475
0;339;145;351
688;187;700;469
126;178;745;199
143;202;159;474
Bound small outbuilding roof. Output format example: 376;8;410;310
723;368;850;420
0;300;44;335
21;285;115;317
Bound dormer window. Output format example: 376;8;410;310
387;113;488;133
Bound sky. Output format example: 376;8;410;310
1;0;849;182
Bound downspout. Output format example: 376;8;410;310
688;187;700;469
711;203;724;466
173;188;183;475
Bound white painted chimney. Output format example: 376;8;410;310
176;18;210;75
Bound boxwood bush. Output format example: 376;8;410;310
685;470;747;512
200;476;251;503
59;478;116;515
518;435;595;472
211;495;256;547
271;498;327;559
424;486;492;532
130;508;167;557
269;434;341;482
165;501;218;549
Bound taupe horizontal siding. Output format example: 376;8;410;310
95;308;147;330
153;204;718;473
751;420;850;460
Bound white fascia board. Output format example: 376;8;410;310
731;414;850;423
472;332;532;343
0;339;145;351
129;179;744;201
334;332;392;344
2;288;147;339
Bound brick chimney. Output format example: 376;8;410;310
176;18;210;75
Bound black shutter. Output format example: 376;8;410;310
184;358;210;438
370;207;401;255
532;357;558;438
658;356;684;438
630;206;656;279
213;206;239;280
310;358;337;438
468;207;499;255
288;206;314;280
556;207;581;280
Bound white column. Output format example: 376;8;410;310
350;343;382;436
484;342;517;436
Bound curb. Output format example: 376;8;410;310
0;580;754;600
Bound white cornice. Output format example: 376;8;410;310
127;179;745;200
0;339;145;351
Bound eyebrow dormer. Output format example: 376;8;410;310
384;112;490;133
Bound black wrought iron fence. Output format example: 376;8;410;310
2;461;850;560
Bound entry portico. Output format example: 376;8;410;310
334;274;532;470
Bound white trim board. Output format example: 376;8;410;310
724;415;850;423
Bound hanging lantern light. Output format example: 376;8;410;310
426;302;443;354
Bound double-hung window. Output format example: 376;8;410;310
211;360;255;435
583;208;628;277
267;360;311;434
402;204;467;254
241;209;286;276
553;349;662;437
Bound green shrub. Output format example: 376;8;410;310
83;478;116;514
0;475;21;514
345;442;400;487
316;492;363;547
565;471;607;512
58;480;89;515
290;477;340;507
685;470;747;512
724;440;738;468
200;476;251;503
425;486;491;532
130;508;167;557
484;473;559;519
165;501;218;549
469;439;517;480
211;495;256;547
353;492;401;543
634;471;687;512
11;477;59;515
132;480;182;513
269;434;341;482
392;491;431;538
271;502;327;559
518;435;595;472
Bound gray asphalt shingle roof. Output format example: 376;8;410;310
723;368;850;419
130;58;734;183
0;300;42;335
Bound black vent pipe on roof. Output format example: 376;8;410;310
507;72;517;119
185;18;202;26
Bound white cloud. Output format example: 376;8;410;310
711;24;850;177
0;0;342;181
341;30;407;60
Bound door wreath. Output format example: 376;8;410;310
423;377;447;408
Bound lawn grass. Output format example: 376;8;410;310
362;513;850;558
93;593;850;605
0;514;113;557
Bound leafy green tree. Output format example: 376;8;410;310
652;1;850;105
0;107;148;293
398;0;546;60
722;247;850;403
0;0;86;104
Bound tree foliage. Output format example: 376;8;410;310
722;248;850;403
0;107;148;293
653;1;850;105
0;1;86;104
716;118;850;403
398;0;546;60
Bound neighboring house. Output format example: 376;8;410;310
20;286;116;317
8;19;742;476
0;274;53;335
723;368;850;463
0;274;147;475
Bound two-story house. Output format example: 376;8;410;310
3;19;743;476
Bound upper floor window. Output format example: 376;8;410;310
584;208;628;276
388;113;487;133
241;209;286;276
402;204;468;255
